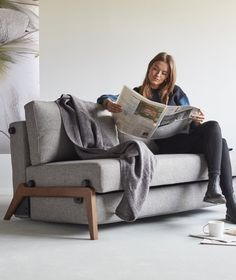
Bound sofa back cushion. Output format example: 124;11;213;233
25;101;119;165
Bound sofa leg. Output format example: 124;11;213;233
3;183;98;240
85;188;98;240
4;183;26;221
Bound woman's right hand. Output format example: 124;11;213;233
191;109;205;125
104;100;122;113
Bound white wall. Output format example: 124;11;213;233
39;0;236;146
1;0;236;192
0;154;12;195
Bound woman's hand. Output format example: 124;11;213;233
104;100;122;113
191;109;205;125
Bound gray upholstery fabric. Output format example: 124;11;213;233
11;101;236;225
25;101;76;165
26;151;236;193
9;121;30;192
9;121;31;218
94;105;120;148
26;159;121;193
24;101;119;165
26;154;206;193
56;95;157;221
10;116;236;225
30;179;225;225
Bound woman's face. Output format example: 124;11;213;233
148;61;169;89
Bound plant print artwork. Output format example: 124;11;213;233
0;0;39;153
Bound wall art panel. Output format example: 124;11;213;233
0;0;39;153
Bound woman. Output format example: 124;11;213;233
97;52;236;223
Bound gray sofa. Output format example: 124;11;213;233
4;100;236;240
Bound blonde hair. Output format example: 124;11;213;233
140;52;176;104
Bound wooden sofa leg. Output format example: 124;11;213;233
4;183;26;220
85;188;98;240
4;183;98;240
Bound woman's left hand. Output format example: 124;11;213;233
191;109;205;125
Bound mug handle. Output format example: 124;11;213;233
203;223;209;234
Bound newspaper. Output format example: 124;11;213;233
200;239;236;246
190;229;236;246
113;86;200;139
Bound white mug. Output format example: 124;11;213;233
203;220;224;238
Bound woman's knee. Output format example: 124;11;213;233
206;120;221;129
203;121;221;135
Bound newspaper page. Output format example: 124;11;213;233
113;86;167;138
151;103;199;139
113;86;199;139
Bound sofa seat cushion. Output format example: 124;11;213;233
26;158;121;193
26;151;236;193
26;153;211;193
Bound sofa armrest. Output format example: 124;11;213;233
9;121;31;217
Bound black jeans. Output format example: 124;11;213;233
155;121;233;197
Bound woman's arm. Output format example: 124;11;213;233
174;86;205;125
173;86;191;106
96;94;122;113
97;94;119;105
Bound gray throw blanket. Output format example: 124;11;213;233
56;94;157;222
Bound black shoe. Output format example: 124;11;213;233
203;174;226;204
203;193;226;204
225;194;236;223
